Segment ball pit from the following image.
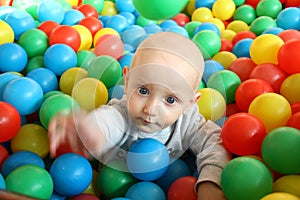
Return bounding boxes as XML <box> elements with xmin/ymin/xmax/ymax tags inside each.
<box><xmin>0</xmin><ymin>0</ymin><xmax>300</xmax><ymax>199</ymax></box>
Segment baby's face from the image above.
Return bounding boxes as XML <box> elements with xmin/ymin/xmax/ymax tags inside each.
<box><xmin>125</xmin><ymin>50</ymin><xmax>200</xmax><ymax>133</ymax></box>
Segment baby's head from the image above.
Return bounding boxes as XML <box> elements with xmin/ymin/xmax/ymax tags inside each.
<box><xmin>124</xmin><ymin>32</ymin><xmax>204</xmax><ymax>133</ymax></box>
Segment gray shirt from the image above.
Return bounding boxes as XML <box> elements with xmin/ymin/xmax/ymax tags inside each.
<box><xmin>85</xmin><ymin>97</ymin><xmax>231</xmax><ymax>187</ymax></box>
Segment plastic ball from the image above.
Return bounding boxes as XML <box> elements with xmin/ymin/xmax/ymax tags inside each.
<box><xmin>82</xmin><ymin>0</ymin><xmax>104</xmax><ymax>14</ymax></box>
<box><xmin>155</xmin><ymin>159</ymin><xmax>192</xmax><ymax>193</ymax></box>
<box><xmin>0</xmin><ymin>145</ymin><xmax>9</xmax><ymax>170</ymax></box>
<box><xmin>72</xmin><ymin>24</ymin><xmax>93</xmax><ymax>51</ymax></box>
<box><xmin>172</xmin><ymin>13</ymin><xmax>190</xmax><ymax>27</ymax></box>
<box><xmin>249</xmin><ymin>33</ymin><xmax>284</xmax><ymax>65</ymax></box>
<box><xmin>197</xmin><ymin>88</ymin><xmax>226</xmax><ymax>122</ymax></box>
<box><xmin>135</xmin><ymin>15</ymin><xmax>158</xmax><ymax>27</ymax></box>
<box><xmin>62</xmin><ymin>9</ymin><xmax>84</xmax><ymax>26</ymax></box>
<box><xmin>77</xmin><ymin>4</ymin><xmax>98</xmax><ymax>18</ymax></box>
<box><xmin>256</xmin><ymin>0</ymin><xmax>282</xmax><ymax>18</ymax></box>
<box><xmin>250</xmin><ymin>16</ymin><xmax>277</xmax><ymax>36</ymax></box>
<box><xmin>94</xmin><ymin>34</ymin><xmax>124</xmax><ymax>59</ymax></box>
<box><xmin>226</xmin><ymin>20</ymin><xmax>249</xmax><ymax>34</ymax></box>
<box><xmin>100</xmin><ymin>1</ymin><xmax>117</xmax><ymax>16</ymax></box>
<box><xmin>59</xmin><ymin>67</ymin><xmax>88</xmax><ymax>95</ymax></box>
<box><xmin>278</xmin><ymin>39</ymin><xmax>300</xmax><ymax>74</ymax></box>
<box><xmin>278</xmin><ymin>29</ymin><xmax>300</xmax><ymax>42</ymax></box>
<box><xmin>192</xmin><ymin>30</ymin><xmax>221</xmax><ymax>60</ymax></box>
<box><xmin>206</xmin><ymin>70</ymin><xmax>241</xmax><ymax>104</ymax></box>
<box><xmin>0</xmin><ymin>20</ymin><xmax>14</xmax><ymax>44</ymax></box>
<box><xmin>291</xmin><ymin>102</ymin><xmax>300</xmax><ymax>114</ymax></box>
<box><xmin>119</xmin><ymin>11</ymin><xmax>136</xmax><ymax>26</ymax></box>
<box><xmin>235</xmin><ymin>79</ymin><xmax>273</xmax><ymax>112</ymax></box>
<box><xmin>44</xmin><ymin>44</ymin><xmax>77</xmax><ymax>76</ymax></box>
<box><xmin>39</xmin><ymin>93</ymin><xmax>80</xmax><ymax>129</ymax></box>
<box><xmin>0</xmin><ymin>173</ymin><xmax>5</xmax><ymax>189</ymax></box>
<box><xmin>120</xmin><ymin>25</ymin><xmax>146</xmax><ymax>48</ymax></box>
<box><xmin>4</xmin><ymin>9</ymin><xmax>35</xmax><ymax>40</ymax></box>
<box><xmin>108</xmin><ymin>85</ymin><xmax>125</xmax><ymax>100</ymax></box>
<box><xmin>25</xmin><ymin>56</ymin><xmax>45</xmax><ymax>73</ymax></box>
<box><xmin>262</xmin><ymin>27</ymin><xmax>284</xmax><ymax>35</ymax></box>
<box><xmin>26</xmin><ymin>68</ymin><xmax>58</xmax><ymax>94</ymax></box>
<box><xmin>50</xmin><ymin>153</ymin><xmax>92</xmax><ymax>196</ymax></box>
<box><xmin>232</xmin><ymin>38</ymin><xmax>253</xmax><ymax>58</ymax></box>
<box><xmin>212</xmin><ymin>0</ymin><xmax>236</xmax><ymax>21</ymax></box>
<box><xmin>233</xmin><ymin>4</ymin><xmax>256</xmax><ymax>25</ymax></box>
<box><xmin>132</xmin><ymin>0</ymin><xmax>188</xmax><ymax>20</ymax></box>
<box><xmin>79</xmin><ymin>16</ymin><xmax>103</xmax><ymax>37</ymax></box>
<box><xmin>221</xmin><ymin>156</ymin><xmax>273</xmax><ymax>200</ymax></box>
<box><xmin>1</xmin><ymin>150</ymin><xmax>45</xmax><ymax>178</ymax></box>
<box><xmin>248</xmin><ymin>93</ymin><xmax>292</xmax><ymax>132</ymax></box>
<box><xmin>195</xmin><ymin>0</ymin><xmax>215</xmax><ymax>9</ymax></box>
<box><xmin>77</xmin><ymin>50</ymin><xmax>96</xmax><ymax>70</ymax></box>
<box><xmin>0</xmin><ymin>72</ymin><xmax>20</xmax><ymax>100</ymax></box>
<box><xmin>273</xmin><ymin>175</ymin><xmax>300</xmax><ymax>197</ymax></box>
<box><xmin>262</xmin><ymin>127</ymin><xmax>300</xmax><ymax>174</ymax></box>
<box><xmin>220</xmin><ymin>29</ymin><xmax>236</xmax><ymax>41</ymax></box>
<box><xmin>71</xmin><ymin>194</ymin><xmax>100</xmax><ymax>200</ymax></box>
<box><xmin>126</xmin><ymin>181</ymin><xmax>166</xmax><ymax>200</ymax></box>
<box><xmin>115</xmin><ymin>0</ymin><xmax>135</xmax><ymax>12</ymax></box>
<box><xmin>231</xmin><ymin>30</ymin><xmax>256</xmax><ymax>46</ymax></box>
<box><xmin>50</xmin><ymin>25</ymin><xmax>81</xmax><ymax>52</ymax></box>
<box><xmin>3</xmin><ymin>77</ymin><xmax>43</xmax><ymax>115</ymax></box>
<box><xmin>221</xmin><ymin>113</ymin><xmax>266</xmax><ymax>155</ymax></box>
<box><xmin>97</xmin><ymin>160</ymin><xmax>138</xmax><ymax>199</ymax></box>
<box><xmin>287</xmin><ymin>112</ymin><xmax>300</xmax><ymax>130</ymax></box>
<box><xmin>105</xmin><ymin>14</ymin><xmax>128</xmax><ymax>33</ymax></box>
<box><xmin>220</xmin><ymin>38</ymin><xmax>233</xmax><ymax>52</ymax></box>
<box><xmin>10</xmin><ymin>123</ymin><xmax>49</xmax><ymax>159</ymax></box>
<box><xmin>6</xmin><ymin>164</ymin><xmax>53</xmax><ymax>199</ymax></box>
<box><xmin>280</xmin><ymin>73</ymin><xmax>300</xmax><ymax>104</ymax></box>
<box><xmin>261</xmin><ymin>192</ymin><xmax>300</xmax><ymax>200</ymax></box>
<box><xmin>37</xmin><ymin>0</ymin><xmax>64</xmax><ymax>24</ymax></box>
<box><xmin>276</xmin><ymin>7</ymin><xmax>300</xmax><ymax>30</ymax></box>
<box><xmin>212</xmin><ymin>51</ymin><xmax>237</xmax><ymax>69</ymax></box>
<box><xmin>0</xmin><ymin>101</ymin><xmax>21</xmax><ymax>142</ymax></box>
<box><xmin>88</xmin><ymin>55</ymin><xmax>122</xmax><ymax>89</ymax></box>
<box><xmin>184</xmin><ymin>21</ymin><xmax>201</xmax><ymax>38</ymax></box>
<box><xmin>249</xmin><ymin>63</ymin><xmax>287</xmax><ymax>93</ymax></box>
<box><xmin>0</xmin><ymin>42</ymin><xmax>28</xmax><ymax>72</ymax></box>
<box><xmin>167</xmin><ymin>176</ymin><xmax>198</xmax><ymax>200</ymax></box>
<box><xmin>202</xmin><ymin>60</ymin><xmax>224</xmax><ymax>84</ymax></box>
<box><xmin>72</xmin><ymin>78</ymin><xmax>108</xmax><ymax>111</ymax></box>
<box><xmin>37</xmin><ymin>20</ymin><xmax>60</xmax><ymax>37</ymax></box>
<box><xmin>165</xmin><ymin>26</ymin><xmax>189</xmax><ymax>38</ymax></box>
<box><xmin>127</xmin><ymin>138</ymin><xmax>170</xmax><ymax>181</ymax></box>
<box><xmin>93</xmin><ymin>27</ymin><xmax>119</xmax><ymax>46</ymax></box>
<box><xmin>194</xmin><ymin>22</ymin><xmax>220</xmax><ymax>36</ymax></box>
<box><xmin>119</xmin><ymin>52</ymin><xmax>133</xmax><ymax>69</ymax></box>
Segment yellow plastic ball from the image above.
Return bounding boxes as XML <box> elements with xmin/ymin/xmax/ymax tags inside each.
<box><xmin>83</xmin><ymin>169</ymin><xmax>101</xmax><ymax>196</ymax></box>
<box><xmin>212</xmin><ymin>51</ymin><xmax>237</xmax><ymax>69</ymax></box>
<box><xmin>72</xmin><ymin>77</ymin><xmax>108</xmax><ymax>111</ymax></box>
<box><xmin>273</xmin><ymin>175</ymin><xmax>300</xmax><ymax>198</ymax></box>
<box><xmin>261</xmin><ymin>192</ymin><xmax>300</xmax><ymax>200</ymax></box>
<box><xmin>191</xmin><ymin>7</ymin><xmax>213</xmax><ymax>22</ymax></box>
<box><xmin>197</xmin><ymin>88</ymin><xmax>226</xmax><ymax>122</ymax></box>
<box><xmin>73</xmin><ymin>24</ymin><xmax>93</xmax><ymax>51</ymax></box>
<box><xmin>250</xmin><ymin>34</ymin><xmax>284</xmax><ymax>65</ymax></box>
<box><xmin>186</xmin><ymin>0</ymin><xmax>196</xmax><ymax>16</ymax></box>
<box><xmin>206</xmin><ymin>17</ymin><xmax>225</xmax><ymax>32</ymax></box>
<box><xmin>248</xmin><ymin>93</ymin><xmax>292</xmax><ymax>133</ymax></box>
<box><xmin>212</xmin><ymin>0</ymin><xmax>236</xmax><ymax>21</ymax></box>
<box><xmin>10</xmin><ymin>123</ymin><xmax>49</xmax><ymax>159</ymax></box>
<box><xmin>280</xmin><ymin>74</ymin><xmax>300</xmax><ymax>104</ymax></box>
<box><xmin>220</xmin><ymin>29</ymin><xmax>236</xmax><ymax>41</ymax></box>
<box><xmin>0</xmin><ymin>20</ymin><xmax>14</xmax><ymax>45</ymax></box>
<box><xmin>101</xmin><ymin>1</ymin><xmax>117</xmax><ymax>16</ymax></box>
<box><xmin>226</xmin><ymin>20</ymin><xmax>249</xmax><ymax>33</ymax></box>
<box><xmin>59</xmin><ymin>67</ymin><xmax>88</xmax><ymax>95</ymax></box>
<box><xmin>65</xmin><ymin>0</ymin><xmax>78</xmax><ymax>6</ymax></box>
<box><xmin>93</xmin><ymin>28</ymin><xmax>120</xmax><ymax>47</ymax></box>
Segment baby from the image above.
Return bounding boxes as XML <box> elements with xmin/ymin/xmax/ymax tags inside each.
<box><xmin>48</xmin><ymin>32</ymin><xmax>231</xmax><ymax>199</ymax></box>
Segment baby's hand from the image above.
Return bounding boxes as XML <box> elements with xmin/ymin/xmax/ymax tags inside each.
<box><xmin>48</xmin><ymin>112</ymin><xmax>88</xmax><ymax>158</ymax></box>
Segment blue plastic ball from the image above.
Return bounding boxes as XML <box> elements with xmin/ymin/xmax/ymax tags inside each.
<box><xmin>3</xmin><ymin>77</ymin><xmax>44</xmax><ymax>115</ymax></box>
<box><xmin>127</xmin><ymin>138</ymin><xmax>170</xmax><ymax>181</ymax></box>
<box><xmin>159</xmin><ymin>19</ymin><xmax>178</xmax><ymax>30</ymax></box>
<box><xmin>202</xmin><ymin>60</ymin><xmax>224</xmax><ymax>84</ymax></box>
<box><xmin>0</xmin><ymin>72</ymin><xmax>20</xmax><ymax>101</ymax></box>
<box><xmin>62</xmin><ymin>9</ymin><xmax>85</xmax><ymax>26</ymax></box>
<box><xmin>194</xmin><ymin>22</ymin><xmax>220</xmax><ymax>36</ymax></box>
<box><xmin>50</xmin><ymin>153</ymin><xmax>93</xmax><ymax>196</ymax></box>
<box><xmin>166</xmin><ymin>26</ymin><xmax>189</xmax><ymax>38</ymax></box>
<box><xmin>276</xmin><ymin>7</ymin><xmax>300</xmax><ymax>30</ymax></box>
<box><xmin>232</xmin><ymin>38</ymin><xmax>253</xmax><ymax>58</ymax></box>
<box><xmin>120</xmin><ymin>25</ymin><xmax>146</xmax><ymax>47</ymax></box>
<box><xmin>37</xmin><ymin>0</ymin><xmax>65</xmax><ymax>24</ymax></box>
<box><xmin>4</xmin><ymin>10</ymin><xmax>36</xmax><ymax>40</ymax></box>
<box><xmin>105</xmin><ymin>14</ymin><xmax>129</xmax><ymax>33</ymax></box>
<box><xmin>1</xmin><ymin>150</ymin><xmax>45</xmax><ymax>178</ymax></box>
<box><xmin>125</xmin><ymin>181</ymin><xmax>166</xmax><ymax>200</ymax></box>
<box><xmin>119</xmin><ymin>12</ymin><xmax>136</xmax><ymax>26</ymax></box>
<box><xmin>108</xmin><ymin>85</ymin><xmax>125</xmax><ymax>100</ymax></box>
<box><xmin>262</xmin><ymin>27</ymin><xmax>284</xmax><ymax>35</ymax></box>
<box><xmin>143</xmin><ymin>24</ymin><xmax>163</xmax><ymax>34</ymax></box>
<box><xmin>0</xmin><ymin>6</ymin><xmax>17</xmax><ymax>20</ymax></box>
<box><xmin>0</xmin><ymin>173</ymin><xmax>5</xmax><ymax>189</ymax></box>
<box><xmin>195</xmin><ymin>0</ymin><xmax>215</xmax><ymax>9</ymax></box>
<box><xmin>115</xmin><ymin>0</ymin><xmax>135</xmax><ymax>13</ymax></box>
<box><xmin>26</xmin><ymin>68</ymin><xmax>58</xmax><ymax>93</ymax></box>
<box><xmin>119</xmin><ymin>52</ymin><xmax>134</xmax><ymax>69</ymax></box>
<box><xmin>0</xmin><ymin>43</ymin><xmax>28</xmax><ymax>72</ymax></box>
<box><xmin>44</xmin><ymin>44</ymin><xmax>77</xmax><ymax>76</ymax></box>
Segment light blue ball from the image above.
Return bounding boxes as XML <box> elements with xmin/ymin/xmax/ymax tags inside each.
<box><xmin>232</xmin><ymin>38</ymin><xmax>253</xmax><ymax>58</ymax></box>
<box><xmin>105</xmin><ymin>14</ymin><xmax>129</xmax><ymax>33</ymax></box>
<box><xmin>144</xmin><ymin>24</ymin><xmax>162</xmax><ymax>34</ymax></box>
<box><xmin>62</xmin><ymin>9</ymin><xmax>84</xmax><ymax>25</ymax></box>
<box><xmin>276</xmin><ymin>7</ymin><xmax>300</xmax><ymax>30</ymax></box>
<box><xmin>115</xmin><ymin>0</ymin><xmax>135</xmax><ymax>13</ymax></box>
<box><xmin>203</xmin><ymin>60</ymin><xmax>224</xmax><ymax>84</ymax></box>
<box><xmin>0</xmin><ymin>72</ymin><xmax>20</xmax><ymax>101</ymax></box>
<box><xmin>0</xmin><ymin>43</ymin><xmax>28</xmax><ymax>72</ymax></box>
<box><xmin>37</xmin><ymin>0</ymin><xmax>65</xmax><ymax>24</ymax></box>
<box><xmin>119</xmin><ymin>11</ymin><xmax>136</xmax><ymax>26</ymax></box>
<box><xmin>0</xmin><ymin>173</ymin><xmax>5</xmax><ymax>189</ymax></box>
<box><xmin>126</xmin><ymin>181</ymin><xmax>166</xmax><ymax>200</ymax></box>
<box><xmin>26</xmin><ymin>68</ymin><xmax>58</xmax><ymax>93</ymax></box>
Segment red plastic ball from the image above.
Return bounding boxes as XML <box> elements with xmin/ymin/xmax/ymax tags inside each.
<box><xmin>38</xmin><ymin>20</ymin><xmax>60</xmax><ymax>37</ymax></box>
<box><xmin>0</xmin><ymin>145</ymin><xmax>9</xmax><ymax>169</ymax></box>
<box><xmin>245</xmin><ymin>0</ymin><xmax>261</xmax><ymax>8</ymax></box>
<box><xmin>221</xmin><ymin>112</ymin><xmax>266</xmax><ymax>156</ymax></box>
<box><xmin>0</xmin><ymin>102</ymin><xmax>21</xmax><ymax>142</ymax></box>
<box><xmin>232</xmin><ymin>30</ymin><xmax>256</xmax><ymax>46</ymax></box>
<box><xmin>278</xmin><ymin>39</ymin><xmax>300</xmax><ymax>74</ymax></box>
<box><xmin>235</xmin><ymin>79</ymin><xmax>274</xmax><ymax>112</ymax></box>
<box><xmin>291</xmin><ymin>102</ymin><xmax>300</xmax><ymax>114</ymax></box>
<box><xmin>220</xmin><ymin>39</ymin><xmax>233</xmax><ymax>52</ymax></box>
<box><xmin>249</xmin><ymin>63</ymin><xmax>287</xmax><ymax>93</ymax></box>
<box><xmin>77</xmin><ymin>4</ymin><xmax>98</xmax><ymax>18</ymax></box>
<box><xmin>49</xmin><ymin>25</ymin><xmax>81</xmax><ymax>52</ymax></box>
<box><xmin>79</xmin><ymin>16</ymin><xmax>103</xmax><ymax>36</ymax></box>
<box><xmin>285</xmin><ymin>0</ymin><xmax>300</xmax><ymax>7</ymax></box>
<box><xmin>172</xmin><ymin>13</ymin><xmax>190</xmax><ymax>26</ymax></box>
<box><xmin>278</xmin><ymin>29</ymin><xmax>300</xmax><ymax>42</ymax></box>
<box><xmin>226</xmin><ymin>103</ymin><xmax>241</xmax><ymax>117</ymax></box>
<box><xmin>286</xmin><ymin>112</ymin><xmax>300</xmax><ymax>130</ymax></box>
<box><xmin>167</xmin><ymin>176</ymin><xmax>198</xmax><ymax>200</ymax></box>
<box><xmin>229</xmin><ymin>57</ymin><xmax>256</xmax><ymax>81</ymax></box>
<box><xmin>94</xmin><ymin>34</ymin><xmax>124</xmax><ymax>59</ymax></box>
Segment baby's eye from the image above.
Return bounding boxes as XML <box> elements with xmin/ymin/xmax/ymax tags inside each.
<box><xmin>166</xmin><ymin>97</ymin><xmax>177</xmax><ymax>104</ymax></box>
<box><xmin>138</xmin><ymin>87</ymin><xmax>149</xmax><ymax>95</ymax></box>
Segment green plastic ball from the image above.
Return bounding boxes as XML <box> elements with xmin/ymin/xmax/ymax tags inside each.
<box><xmin>221</xmin><ymin>157</ymin><xmax>273</xmax><ymax>200</ymax></box>
<box><xmin>250</xmin><ymin>16</ymin><xmax>277</xmax><ymax>36</ymax></box>
<box><xmin>233</xmin><ymin>5</ymin><xmax>257</xmax><ymax>25</ymax></box>
<box><xmin>256</xmin><ymin>0</ymin><xmax>282</xmax><ymax>19</ymax></box>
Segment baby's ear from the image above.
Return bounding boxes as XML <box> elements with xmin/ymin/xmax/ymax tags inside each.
<box><xmin>123</xmin><ymin>66</ymin><xmax>129</xmax><ymax>93</ymax></box>
<box><xmin>183</xmin><ymin>91</ymin><xmax>201</xmax><ymax>114</ymax></box>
